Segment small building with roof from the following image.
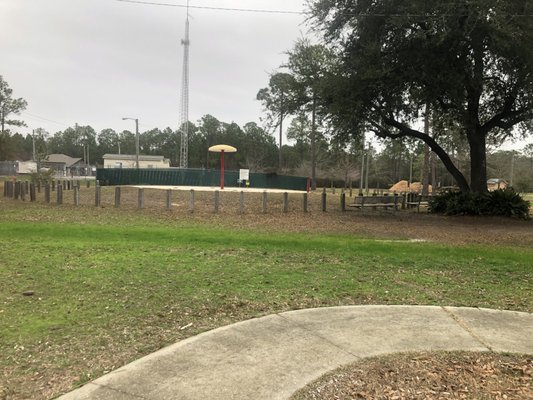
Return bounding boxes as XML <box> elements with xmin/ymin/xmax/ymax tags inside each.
<box><xmin>103</xmin><ymin>154</ymin><xmax>170</xmax><ymax>169</ymax></box>
<box><xmin>487</xmin><ymin>178</ymin><xmax>508</xmax><ymax>191</ymax></box>
<box><xmin>42</xmin><ymin>154</ymin><xmax>86</xmax><ymax>176</ymax></box>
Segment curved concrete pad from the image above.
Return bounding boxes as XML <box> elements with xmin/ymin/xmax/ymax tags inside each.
<box><xmin>58</xmin><ymin>306</ymin><xmax>533</xmax><ymax>400</ymax></box>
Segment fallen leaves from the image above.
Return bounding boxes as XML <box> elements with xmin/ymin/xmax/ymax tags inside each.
<box><xmin>292</xmin><ymin>352</ymin><xmax>533</xmax><ymax>400</ymax></box>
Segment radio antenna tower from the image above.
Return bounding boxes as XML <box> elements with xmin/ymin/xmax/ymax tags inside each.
<box><xmin>179</xmin><ymin>1</ymin><xmax>190</xmax><ymax>168</ymax></box>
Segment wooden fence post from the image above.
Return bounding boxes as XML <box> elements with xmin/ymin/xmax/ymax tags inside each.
<box><xmin>95</xmin><ymin>184</ymin><xmax>101</xmax><ymax>207</ymax></box>
<box><xmin>283</xmin><ymin>192</ymin><xmax>289</xmax><ymax>213</ymax></box>
<box><xmin>52</xmin><ymin>180</ymin><xmax>55</xmax><ymax>191</ymax></box>
<box><xmin>214</xmin><ymin>190</ymin><xmax>220</xmax><ymax>213</ymax></box>
<box><xmin>189</xmin><ymin>189</ymin><xmax>195</xmax><ymax>213</ymax></box>
<box><xmin>45</xmin><ymin>184</ymin><xmax>51</xmax><ymax>203</ymax></box>
<box><xmin>74</xmin><ymin>186</ymin><xmax>80</xmax><ymax>206</ymax></box>
<box><xmin>303</xmin><ymin>193</ymin><xmax>308</xmax><ymax>213</ymax></box>
<box><xmin>115</xmin><ymin>186</ymin><xmax>121</xmax><ymax>208</ymax></box>
<box><xmin>30</xmin><ymin>183</ymin><xmax>36</xmax><ymax>202</ymax></box>
<box><xmin>340</xmin><ymin>192</ymin><xmax>346</xmax><ymax>212</ymax></box>
<box><xmin>67</xmin><ymin>180</ymin><xmax>71</xmax><ymax>190</ymax></box>
<box><xmin>138</xmin><ymin>188</ymin><xmax>144</xmax><ymax>209</ymax></box>
<box><xmin>14</xmin><ymin>182</ymin><xmax>20</xmax><ymax>200</ymax></box>
<box><xmin>86</xmin><ymin>180</ymin><xmax>91</xmax><ymax>188</ymax></box>
<box><xmin>56</xmin><ymin>184</ymin><xmax>63</xmax><ymax>205</ymax></box>
<box><xmin>262</xmin><ymin>191</ymin><xmax>268</xmax><ymax>213</ymax></box>
<box><xmin>3</xmin><ymin>180</ymin><xmax>7</xmax><ymax>197</ymax></box>
<box><xmin>20</xmin><ymin>183</ymin><xmax>26</xmax><ymax>201</ymax></box>
<box><xmin>239</xmin><ymin>191</ymin><xmax>244</xmax><ymax>214</ymax></box>
<box><xmin>166</xmin><ymin>189</ymin><xmax>172</xmax><ymax>211</ymax></box>
<box><xmin>322</xmin><ymin>190</ymin><xmax>327</xmax><ymax>212</ymax></box>
<box><xmin>37</xmin><ymin>181</ymin><xmax>41</xmax><ymax>193</ymax></box>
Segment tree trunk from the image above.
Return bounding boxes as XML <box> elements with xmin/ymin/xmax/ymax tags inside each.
<box><xmin>311</xmin><ymin>95</ymin><xmax>317</xmax><ymax>190</ymax></box>
<box><xmin>431</xmin><ymin>152</ymin><xmax>436</xmax><ymax>191</ymax></box>
<box><xmin>422</xmin><ymin>144</ymin><xmax>430</xmax><ymax>195</ymax></box>
<box><xmin>422</xmin><ymin>104</ymin><xmax>430</xmax><ymax>196</ymax></box>
<box><xmin>468</xmin><ymin>131</ymin><xmax>488</xmax><ymax>193</ymax></box>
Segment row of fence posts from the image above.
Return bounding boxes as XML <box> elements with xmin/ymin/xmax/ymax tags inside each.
<box><xmin>4</xmin><ymin>180</ymin><xmax>418</xmax><ymax>213</ymax></box>
<box><xmin>113</xmin><ymin>187</ymin><xmax>303</xmax><ymax>214</ymax></box>
<box><xmin>3</xmin><ymin>180</ymin><xmax>92</xmax><ymax>205</ymax></box>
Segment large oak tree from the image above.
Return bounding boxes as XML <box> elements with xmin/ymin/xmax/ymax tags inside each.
<box><xmin>310</xmin><ymin>0</ymin><xmax>533</xmax><ymax>192</ymax></box>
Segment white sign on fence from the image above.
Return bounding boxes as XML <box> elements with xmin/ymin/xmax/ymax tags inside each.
<box><xmin>239</xmin><ymin>169</ymin><xmax>249</xmax><ymax>181</ymax></box>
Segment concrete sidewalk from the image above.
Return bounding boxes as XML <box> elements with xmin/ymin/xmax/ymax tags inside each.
<box><xmin>58</xmin><ymin>306</ymin><xmax>533</xmax><ymax>400</ymax></box>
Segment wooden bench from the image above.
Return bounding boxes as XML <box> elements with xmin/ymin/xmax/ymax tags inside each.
<box><xmin>405</xmin><ymin>194</ymin><xmax>433</xmax><ymax>212</ymax></box>
<box><xmin>348</xmin><ymin>194</ymin><xmax>400</xmax><ymax>211</ymax></box>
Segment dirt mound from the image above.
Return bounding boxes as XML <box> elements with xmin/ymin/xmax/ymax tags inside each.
<box><xmin>390</xmin><ymin>180</ymin><xmax>432</xmax><ymax>193</ymax></box>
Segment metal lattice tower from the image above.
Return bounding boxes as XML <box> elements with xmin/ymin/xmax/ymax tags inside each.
<box><xmin>178</xmin><ymin>4</ymin><xmax>190</xmax><ymax>168</ymax></box>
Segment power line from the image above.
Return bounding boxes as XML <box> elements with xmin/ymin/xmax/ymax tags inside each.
<box><xmin>116</xmin><ymin>0</ymin><xmax>303</xmax><ymax>15</ymax></box>
<box><xmin>21</xmin><ymin>112</ymin><xmax>69</xmax><ymax>128</ymax></box>
<box><xmin>115</xmin><ymin>0</ymin><xmax>532</xmax><ymax>17</ymax></box>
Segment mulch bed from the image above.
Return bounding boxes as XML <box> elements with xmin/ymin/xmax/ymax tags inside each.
<box><xmin>291</xmin><ymin>352</ymin><xmax>532</xmax><ymax>400</ymax></box>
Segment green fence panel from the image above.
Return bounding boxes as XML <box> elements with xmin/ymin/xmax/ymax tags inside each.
<box><xmin>97</xmin><ymin>168</ymin><xmax>308</xmax><ymax>191</ymax></box>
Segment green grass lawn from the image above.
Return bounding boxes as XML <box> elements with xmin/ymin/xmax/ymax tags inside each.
<box><xmin>1</xmin><ymin>202</ymin><xmax>532</xmax><ymax>399</ymax></box>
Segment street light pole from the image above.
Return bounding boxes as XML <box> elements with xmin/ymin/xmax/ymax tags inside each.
<box><xmin>122</xmin><ymin>117</ymin><xmax>140</xmax><ymax>169</ymax></box>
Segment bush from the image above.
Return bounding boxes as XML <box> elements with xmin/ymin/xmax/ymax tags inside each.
<box><xmin>485</xmin><ymin>188</ymin><xmax>531</xmax><ymax>219</ymax></box>
<box><xmin>428</xmin><ymin>188</ymin><xmax>530</xmax><ymax>220</ymax></box>
<box><xmin>30</xmin><ymin>169</ymin><xmax>55</xmax><ymax>185</ymax></box>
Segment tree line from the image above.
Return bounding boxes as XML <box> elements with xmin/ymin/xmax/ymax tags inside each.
<box><xmin>1</xmin><ymin>117</ymin><xmax>532</xmax><ymax>191</ymax></box>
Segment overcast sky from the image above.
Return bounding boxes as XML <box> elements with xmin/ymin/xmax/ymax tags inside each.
<box><xmin>1</xmin><ymin>0</ymin><xmax>528</xmax><ymax>151</ymax></box>
<box><xmin>1</xmin><ymin>0</ymin><xmax>308</xmax><ymax>139</ymax></box>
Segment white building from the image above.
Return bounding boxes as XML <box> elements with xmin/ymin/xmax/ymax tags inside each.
<box><xmin>17</xmin><ymin>160</ymin><xmax>37</xmax><ymax>174</ymax></box>
<box><xmin>103</xmin><ymin>154</ymin><xmax>171</xmax><ymax>169</ymax></box>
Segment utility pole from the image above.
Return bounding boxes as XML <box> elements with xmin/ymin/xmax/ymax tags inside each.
<box><xmin>359</xmin><ymin>135</ymin><xmax>365</xmax><ymax>194</ymax></box>
<box><xmin>134</xmin><ymin>119</ymin><xmax>139</xmax><ymax>169</ymax></box>
<box><xmin>179</xmin><ymin>0</ymin><xmax>190</xmax><ymax>168</ymax></box>
<box><xmin>365</xmin><ymin>145</ymin><xmax>370</xmax><ymax>194</ymax></box>
<box><xmin>122</xmin><ymin>117</ymin><xmax>140</xmax><ymax>169</ymax></box>
<box><xmin>409</xmin><ymin>156</ymin><xmax>413</xmax><ymax>189</ymax></box>
<box><xmin>32</xmin><ymin>129</ymin><xmax>36</xmax><ymax>161</ymax></box>
<box><xmin>279</xmin><ymin>92</ymin><xmax>283</xmax><ymax>170</ymax></box>
<box><xmin>86</xmin><ymin>128</ymin><xmax>90</xmax><ymax>169</ymax></box>
<box><xmin>510</xmin><ymin>153</ymin><xmax>515</xmax><ymax>187</ymax></box>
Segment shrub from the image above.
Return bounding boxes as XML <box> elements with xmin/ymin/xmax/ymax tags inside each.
<box><xmin>428</xmin><ymin>188</ymin><xmax>530</xmax><ymax>220</ymax></box>
<box><xmin>30</xmin><ymin>169</ymin><xmax>55</xmax><ymax>185</ymax></box>
<box><xmin>485</xmin><ymin>188</ymin><xmax>531</xmax><ymax>219</ymax></box>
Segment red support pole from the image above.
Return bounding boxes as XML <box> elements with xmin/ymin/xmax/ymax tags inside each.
<box><xmin>220</xmin><ymin>150</ymin><xmax>225</xmax><ymax>189</ymax></box>
<box><xmin>306</xmin><ymin>178</ymin><xmax>310</xmax><ymax>193</ymax></box>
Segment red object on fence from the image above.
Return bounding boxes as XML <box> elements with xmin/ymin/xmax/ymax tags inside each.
<box><xmin>306</xmin><ymin>178</ymin><xmax>310</xmax><ymax>193</ymax></box>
